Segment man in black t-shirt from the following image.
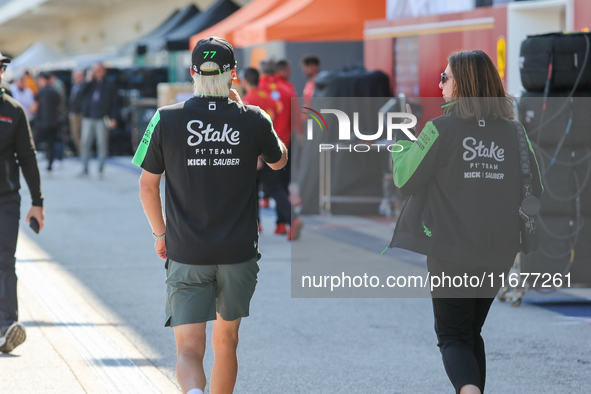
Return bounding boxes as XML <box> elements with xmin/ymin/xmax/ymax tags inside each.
<box><xmin>133</xmin><ymin>37</ymin><xmax>286</xmax><ymax>394</ymax></box>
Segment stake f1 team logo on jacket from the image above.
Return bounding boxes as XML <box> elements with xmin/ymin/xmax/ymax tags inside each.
<box><xmin>187</xmin><ymin>120</ymin><xmax>240</xmax><ymax>146</ymax></box>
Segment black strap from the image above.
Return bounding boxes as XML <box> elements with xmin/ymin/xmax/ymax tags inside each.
<box><xmin>510</xmin><ymin>119</ymin><xmax>534</xmax><ymax>196</ymax></box>
<box><xmin>510</xmin><ymin>119</ymin><xmax>538</xmax><ymax>235</ymax></box>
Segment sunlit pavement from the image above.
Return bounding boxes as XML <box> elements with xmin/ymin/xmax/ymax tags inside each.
<box><xmin>1</xmin><ymin>156</ymin><xmax>589</xmax><ymax>393</ymax></box>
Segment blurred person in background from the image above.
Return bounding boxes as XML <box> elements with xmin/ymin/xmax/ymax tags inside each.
<box><xmin>9</xmin><ymin>76</ymin><xmax>35</xmax><ymax>120</ymax></box>
<box><xmin>273</xmin><ymin>59</ymin><xmax>301</xmax><ymax>142</ymax></box>
<box><xmin>23</xmin><ymin>70</ymin><xmax>38</xmax><ymax>95</ymax></box>
<box><xmin>0</xmin><ymin>52</ymin><xmax>44</xmax><ymax>353</ymax></box>
<box><xmin>274</xmin><ymin>60</ymin><xmax>296</xmax><ymax>96</ymax></box>
<box><xmin>274</xmin><ymin>58</ymin><xmax>302</xmax><ymax>136</ymax></box>
<box><xmin>240</xmin><ymin>67</ymin><xmax>278</xmax><ymax>232</ymax></box>
<box><xmin>274</xmin><ymin>60</ymin><xmax>302</xmax><ymax>217</ymax></box>
<box><xmin>30</xmin><ymin>72</ymin><xmax>61</xmax><ymax>175</ymax></box>
<box><xmin>258</xmin><ymin>59</ymin><xmax>303</xmax><ymax>239</ymax></box>
<box><xmin>49</xmin><ymin>72</ymin><xmax>66</xmax><ymax>104</ymax></box>
<box><xmin>79</xmin><ymin>62</ymin><xmax>117</xmax><ymax>178</ymax></box>
<box><xmin>68</xmin><ymin>69</ymin><xmax>85</xmax><ymax>156</ymax></box>
<box><xmin>241</xmin><ymin>67</ymin><xmax>278</xmax><ymax>119</ymax></box>
<box><xmin>49</xmin><ymin>72</ymin><xmax>66</xmax><ymax>165</ymax></box>
<box><xmin>85</xmin><ymin>68</ymin><xmax>93</xmax><ymax>83</ymax></box>
<box><xmin>301</xmin><ymin>54</ymin><xmax>320</xmax><ymax>108</ymax></box>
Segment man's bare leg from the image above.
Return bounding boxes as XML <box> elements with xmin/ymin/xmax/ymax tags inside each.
<box><xmin>173</xmin><ymin>323</ymin><xmax>207</xmax><ymax>393</ymax></box>
<box><xmin>460</xmin><ymin>384</ymin><xmax>482</xmax><ymax>394</ymax></box>
<box><xmin>210</xmin><ymin>313</ymin><xmax>241</xmax><ymax>394</ymax></box>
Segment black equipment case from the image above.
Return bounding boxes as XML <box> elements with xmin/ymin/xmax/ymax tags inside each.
<box><xmin>520</xmin><ymin>32</ymin><xmax>591</xmax><ymax>92</ymax></box>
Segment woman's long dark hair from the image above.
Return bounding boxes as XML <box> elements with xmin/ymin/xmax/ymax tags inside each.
<box><xmin>446</xmin><ymin>50</ymin><xmax>514</xmax><ymax>120</ymax></box>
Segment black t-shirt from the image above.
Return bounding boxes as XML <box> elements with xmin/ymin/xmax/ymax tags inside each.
<box><xmin>132</xmin><ymin>96</ymin><xmax>283</xmax><ymax>265</ymax></box>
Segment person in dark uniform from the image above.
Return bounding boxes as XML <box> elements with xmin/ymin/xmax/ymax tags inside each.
<box><xmin>301</xmin><ymin>54</ymin><xmax>320</xmax><ymax>106</ymax></box>
<box><xmin>31</xmin><ymin>72</ymin><xmax>61</xmax><ymax>174</ymax></box>
<box><xmin>390</xmin><ymin>50</ymin><xmax>543</xmax><ymax>394</ymax></box>
<box><xmin>258</xmin><ymin>59</ymin><xmax>303</xmax><ymax>240</ymax></box>
<box><xmin>240</xmin><ymin>67</ymin><xmax>278</xmax><ymax>233</ymax></box>
<box><xmin>133</xmin><ymin>37</ymin><xmax>287</xmax><ymax>394</ymax></box>
<box><xmin>68</xmin><ymin>69</ymin><xmax>85</xmax><ymax>155</ymax></box>
<box><xmin>0</xmin><ymin>53</ymin><xmax>45</xmax><ymax>353</ymax></box>
<box><xmin>79</xmin><ymin>63</ymin><xmax>117</xmax><ymax>178</ymax></box>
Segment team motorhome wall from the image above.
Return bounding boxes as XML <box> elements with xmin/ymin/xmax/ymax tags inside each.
<box><xmin>363</xmin><ymin>0</ymin><xmax>591</xmax><ymax>124</ymax></box>
<box><xmin>364</xmin><ymin>5</ymin><xmax>507</xmax><ymax>125</ymax></box>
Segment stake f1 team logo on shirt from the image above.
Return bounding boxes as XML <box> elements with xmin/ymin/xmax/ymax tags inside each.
<box><xmin>187</xmin><ymin>120</ymin><xmax>240</xmax><ymax>146</ymax></box>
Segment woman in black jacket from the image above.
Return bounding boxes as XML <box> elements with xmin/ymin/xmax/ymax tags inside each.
<box><xmin>390</xmin><ymin>50</ymin><xmax>542</xmax><ymax>394</ymax></box>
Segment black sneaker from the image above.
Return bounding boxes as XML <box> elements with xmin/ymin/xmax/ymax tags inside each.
<box><xmin>0</xmin><ymin>322</ymin><xmax>26</xmax><ymax>353</ymax></box>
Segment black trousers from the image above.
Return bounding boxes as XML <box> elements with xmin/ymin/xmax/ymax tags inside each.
<box><xmin>432</xmin><ymin>296</ymin><xmax>494</xmax><ymax>393</ymax></box>
<box><xmin>280</xmin><ymin>146</ymin><xmax>291</xmax><ymax>192</ymax></box>
<box><xmin>260</xmin><ymin>164</ymin><xmax>294</xmax><ymax>225</ymax></box>
<box><xmin>0</xmin><ymin>192</ymin><xmax>20</xmax><ymax>326</ymax></box>
<box><xmin>427</xmin><ymin>256</ymin><xmax>514</xmax><ymax>394</ymax></box>
<box><xmin>35</xmin><ymin>126</ymin><xmax>58</xmax><ymax>171</ymax></box>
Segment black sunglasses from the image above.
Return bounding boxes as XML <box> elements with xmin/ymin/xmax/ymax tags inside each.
<box><xmin>0</xmin><ymin>64</ymin><xmax>7</xmax><ymax>73</ymax></box>
<box><xmin>441</xmin><ymin>73</ymin><xmax>453</xmax><ymax>84</ymax></box>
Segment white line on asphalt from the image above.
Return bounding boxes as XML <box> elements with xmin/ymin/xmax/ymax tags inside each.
<box><xmin>16</xmin><ymin>242</ymin><xmax>161</xmax><ymax>394</ymax></box>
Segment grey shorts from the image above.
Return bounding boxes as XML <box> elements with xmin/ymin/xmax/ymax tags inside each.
<box><xmin>164</xmin><ymin>256</ymin><xmax>260</xmax><ymax>327</ymax></box>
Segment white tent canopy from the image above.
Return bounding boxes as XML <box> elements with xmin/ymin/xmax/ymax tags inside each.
<box><xmin>5</xmin><ymin>42</ymin><xmax>133</xmax><ymax>78</ymax></box>
<box><xmin>7</xmin><ymin>42</ymin><xmax>63</xmax><ymax>72</ymax></box>
<box><xmin>50</xmin><ymin>51</ymin><xmax>133</xmax><ymax>70</ymax></box>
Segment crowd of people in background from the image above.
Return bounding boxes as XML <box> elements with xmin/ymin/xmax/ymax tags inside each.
<box><xmin>2</xmin><ymin>63</ymin><xmax>119</xmax><ymax>179</ymax></box>
<box><xmin>237</xmin><ymin>55</ymin><xmax>321</xmax><ymax>241</ymax></box>
<box><xmin>1</xmin><ymin>54</ymin><xmax>321</xmax><ymax>240</ymax></box>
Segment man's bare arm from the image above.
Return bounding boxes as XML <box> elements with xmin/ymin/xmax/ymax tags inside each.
<box><xmin>266</xmin><ymin>140</ymin><xmax>288</xmax><ymax>170</ymax></box>
<box><xmin>139</xmin><ymin>170</ymin><xmax>167</xmax><ymax>260</ymax></box>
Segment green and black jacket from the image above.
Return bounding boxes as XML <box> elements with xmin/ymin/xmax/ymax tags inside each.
<box><xmin>389</xmin><ymin>102</ymin><xmax>542</xmax><ymax>265</ymax></box>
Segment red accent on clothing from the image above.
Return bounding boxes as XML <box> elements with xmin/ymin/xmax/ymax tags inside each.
<box><xmin>259</xmin><ymin>75</ymin><xmax>299</xmax><ymax>147</ymax></box>
<box><xmin>303</xmin><ymin>78</ymin><xmax>315</xmax><ymax>98</ymax></box>
<box><xmin>274</xmin><ymin>75</ymin><xmax>297</xmax><ymax>98</ymax></box>
<box><xmin>303</xmin><ymin>78</ymin><xmax>316</xmax><ymax>109</ymax></box>
<box><xmin>242</xmin><ymin>87</ymin><xmax>278</xmax><ymax>121</ymax></box>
